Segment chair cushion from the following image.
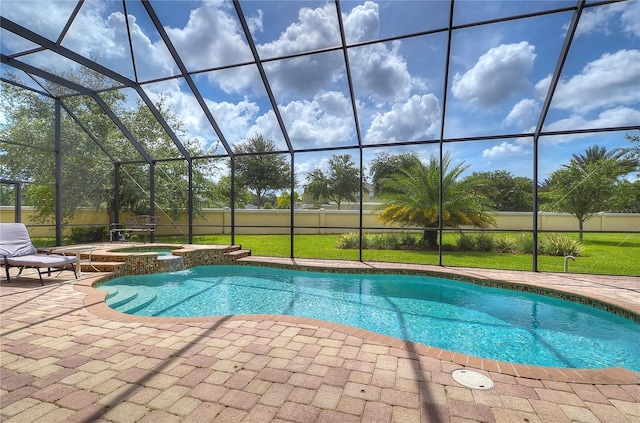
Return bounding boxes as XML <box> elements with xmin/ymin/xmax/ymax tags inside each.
<box><xmin>6</xmin><ymin>254</ymin><xmax>77</xmax><ymax>267</ymax></box>
<box><xmin>0</xmin><ymin>223</ymin><xmax>38</xmax><ymax>257</ymax></box>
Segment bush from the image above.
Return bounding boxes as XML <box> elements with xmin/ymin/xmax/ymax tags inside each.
<box><xmin>337</xmin><ymin>232</ymin><xmax>419</xmax><ymax>250</ymax></box>
<box><xmin>475</xmin><ymin>233</ymin><xmax>495</xmax><ymax>252</ymax></box>
<box><xmin>70</xmin><ymin>226</ymin><xmax>107</xmax><ymax>243</ymax></box>
<box><xmin>399</xmin><ymin>232</ymin><xmax>418</xmax><ymax>248</ymax></box>
<box><xmin>456</xmin><ymin>233</ymin><xmax>476</xmax><ymax>251</ymax></box>
<box><xmin>539</xmin><ymin>233</ymin><xmax>583</xmax><ymax>256</ymax></box>
<box><xmin>494</xmin><ymin>235</ymin><xmax>516</xmax><ymax>253</ymax></box>
<box><xmin>336</xmin><ymin>232</ymin><xmax>360</xmax><ymax>249</ymax></box>
<box><xmin>515</xmin><ymin>233</ymin><xmax>534</xmax><ymax>254</ymax></box>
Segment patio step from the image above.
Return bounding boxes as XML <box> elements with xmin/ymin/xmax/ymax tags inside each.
<box><xmin>106</xmin><ymin>285</ymin><xmax>138</xmax><ymax>308</ymax></box>
<box><xmin>227</xmin><ymin>249</ymin><xmax>251</xmax><ymax>259</ymax></box>
<box><xmin>118</xmin><ymin>288</ymin><xmax>158</xmax><ymax>314</ymax></box>
<box><xmin>80</xmin><ymin>261</ymin><xmax>124</xmax><ymax>272</ymax></box>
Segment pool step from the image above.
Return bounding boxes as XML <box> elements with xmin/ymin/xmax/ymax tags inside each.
<box><xmin>118</xmin><ymin>289</ymin><xmax>158</xmax><ymax>314</ymax></box>
<box><xmin>100</xmin><ymin>285</ymin><xmax>120</xmax><ymax>300</ymax></box>
<box><xmin>106</xmin><ymin>285</ymin><xmax>139</xmax><ymax>308</ymax></box>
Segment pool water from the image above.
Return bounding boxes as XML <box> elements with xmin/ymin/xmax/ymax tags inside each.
<box><xmin>110</xmin><ymin>247</ymin><xmax>176</xmax><ymax>257</ymax></box>
<box><xmin>99</xmin><ymin>265</ymin><xmax>640</xmax><ymax>370</ymax></box>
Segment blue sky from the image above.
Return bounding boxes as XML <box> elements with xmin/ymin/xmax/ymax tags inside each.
<box><xmin>1</xmin><ymin>0</ymin><xmax>639</xmax><ymax>187</ymax></box>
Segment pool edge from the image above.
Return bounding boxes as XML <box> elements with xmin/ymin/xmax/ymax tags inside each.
<box><xmin>73</xmin><ymin>261</ymin><xmax>640</xmax><ymax>386</ymax></box>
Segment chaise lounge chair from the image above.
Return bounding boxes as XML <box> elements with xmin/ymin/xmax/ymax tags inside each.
<box><xmin>0</xmin><ymin>223</ymin><xmax>77</xmax><ymax>286</ymax></box>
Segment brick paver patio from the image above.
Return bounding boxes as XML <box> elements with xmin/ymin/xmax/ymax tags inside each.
<box><xmin>1</xmin><ymin>257</ymin><xmax>639</xmax><ymax>422</ymax></box>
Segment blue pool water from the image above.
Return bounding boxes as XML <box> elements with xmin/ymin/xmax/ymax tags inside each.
<box><xmin>111</xmin><ymin>247</ymin><xmax>175</xmax><ymax>257</ymax></box>
<box><xmin>99</xmin><ymin>265</ymin><xmax>640</xmax><ymax>370</ymax></box>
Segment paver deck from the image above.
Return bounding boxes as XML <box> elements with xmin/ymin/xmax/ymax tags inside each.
<box><xmin>1</xmin><ymin>257</ymin><xmax>639</xmax><ymax>422</ymax></box>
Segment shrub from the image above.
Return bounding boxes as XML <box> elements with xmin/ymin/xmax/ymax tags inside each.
<box><xmin>337</xmin><ymin>232</ymin><xmax>419</xmax><ymax>250</ymax></box>
<box><xmin>475</xmin><ymin>233</ymin><xmax>495</xmax><ymax>252</ymax></box>
<box><xmin>456</xmin><ymin>233</ymin><xmax>476</xmax><ymax>251</ymax></box>
<box><xmin>336</xmin><ymin>232</ymin><xmax>360</xmax><ymax>249</ymax></box>
<box><xmin>70</xmin><ymin>226</ymin><xmax>107</xmax><ymax>243</ymax></box>
<box><xmin>494</xmin><ymin>235</ymin><xmax>516</xmax><ymax>253</ymax></box>
<box><xmin>515</xmin><ymin>233</ymin><xmax>534</xmax><ymax>254</ymax></box>
<box><xmin>399</xmin><ymin>232</ymin><xmax>418</xmax><ymax>248</ymax></box>
<box><xmin>368</xmin><ymin>233</ymin><xmax>393</xmax><ymax>250</ymax></box>
<box><xmin>540</xmin><ymin>233</ymin><xmax>583</xmax><ymax>256</ymax></box>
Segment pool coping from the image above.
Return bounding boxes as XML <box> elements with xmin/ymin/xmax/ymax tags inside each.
<box><xmin>74</xmin><ymin>257</ymin><xmax>640</xmax><ymax>386</ymax></box>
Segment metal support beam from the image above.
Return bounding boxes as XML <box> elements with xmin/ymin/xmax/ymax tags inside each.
<box><xmin>437</xmin><ymin>0</ymin><xmax>456</xmax><ymax>266</ymax></box>
<box><xmin>150</xmin><ymin>163</ymin><xmax>155</xmax><ymax>242</ymax></box>
<box><xmin>335</xmin><ymin>0</ymin><xmax>366</xmax><ymax>262</ymax></box>
<box><xmin>232</xmin><ymin>0</ymin><xmax>294</xmax><ymax>155</ymax></box>
<box><xmin>230</xmin><ymin>159</ymin><xmax>236</xmax><ymax>246</ymax></box>
<box><xmin>15</xmin><ymin>182</ymin><xmax>21</xmax><ymax>223</ymax></box>
<box><xmin>531</xmin><ymin>0</ymin><xmax>585</xmax><ymax>272</ymax></box>
<box><xmin>141</xmin><ymin>0</ymin><xmax>234</xmax><ymax>159</ymax></box>
<box><xmin>114</xmin><ymin>164</ymin><xmax>121</xmax><ymax>225</ymax></box>
<box><xmin>54</xmin><ymin>99</ymin><xmax>62</xmax><ymax>245</ymax></box>
<box><xmin>188</xmin><ymin>162</ymin><xmax>194</xmax><ymax>243</ymax></box>
<box><xmin>290</xmin><ymin>154</ymin><xmax>295</xmax><ymax>259</ymax></box>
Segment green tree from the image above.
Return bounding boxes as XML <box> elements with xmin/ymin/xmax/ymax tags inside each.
<box><xmin>376</xmin><ymin>153</ymin><xmax>495</xmax><ymax>247</ymax></box>
<box><xmin>464</xmin><ymin>170</ymin><xmax>533</xmax><ymax>211</ymax></box>
<box><xmin>233</xmin><ymin>134</ymin><xmax>291</xmax><ymax>209</ymax></box>
<box><xmin>276</xmin><ymin>191</ymin><xmax>300</xmax><ymax>209</ymax></box>
<box><xmin>541</xmin><ymin>145</ymin><xmax>634</xmax><ymax>241</ymax></box>
<box><xmin>610</xmin><ymin>180</ymin><xmax>640</xmax><ymax>213</ymax></box>
<box><xmin>368</xmin><ymin>151</ymin><xmax>421</xmax><ymax>196</ymax></box>
<box><xmin>1</xmin><ymin>73</ymin><xmax>218</xmax><ymax>225</ymax></box>
<box><xmin>202</xmin><ymin>175</ymin><xmax>252</xmax><ymax>208</ymax></box>
<box><xmin>304</xmin><ymin>168</ymin><xmax>330</xmax><ymax>207</ymax></box>
<box><xmin>304</xmin><ymin>154</ymin><xmax>362</xmax><ymax>210</ymax></box>
<box><xmin>623</xmin><ymin>131</ymin><xmax>640</xmax><ymax>177</ymax></box>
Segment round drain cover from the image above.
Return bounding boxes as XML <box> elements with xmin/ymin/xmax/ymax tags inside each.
<box><xmin>451</xmin><ymin>369</ymin><xmax>494</xmax><ymax>390</ymax></box>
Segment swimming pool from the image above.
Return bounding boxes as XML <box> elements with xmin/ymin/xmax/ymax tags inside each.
<box><xmin>98</xmin><ymin>265</ymin><xmax>640</xmax><ymax>371</ymax></box>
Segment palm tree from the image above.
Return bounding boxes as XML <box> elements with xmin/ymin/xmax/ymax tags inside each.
<box><xmin>376</xmin><ymin>153</ymin><xmax>495</xmax><ymax>247</ymax></box>
<box><xmin>570</xmin><ymin>145</ymin><xmax>636</xmax><ymax>174</ymax></box>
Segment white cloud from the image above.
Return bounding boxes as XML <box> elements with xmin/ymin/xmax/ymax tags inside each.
<box><xmin>247</xmin><ymin>9</ymin><xmax>263</xmax><ymax>34</ymax></box>
<box><xmin>365</xmin><ymin>94</ymin><xmax>440</xmax><ymax>143</ymax></box>
<box><xmin>163</xmin><ymin>2</ymin><xmax>257</xmax><ymax>91</ymax></box>
<box><xmin>540</xmin><ymin>49</ymin><xmax>640</xmax><ymax>113</ymax></box>
<box><xmin>248</xmin><ymin>91</ymin><xmax>355</xmax><ymax>148</ymax></box>
<box><xmin>621</xmin><ymin>2</ymin><xmax>640</xmax><ymax>38</ymax></box>
<box><xmin>482</xmin><ymin>140</ymin><xmax>529</xmax><ymax>158</ymax></box>
<box><xmin>62</xmin><ymin>3</ymin><xmax>126</xmax><ymax>59</ymax></box>
<box><xmin>257</xmin><ymin>3</ymin><xmax>341</xmax><ymax>57</ymax></box>
<box><xmin>452</xmin><ymin>42</ymin><xmax>537</xmax><ymax>108</ymax></box>
<box><xmin>143</xmin><ymin>79</ymin><xmax>261</xmax><ymax>149</ymax></box>
<box><xmin>572</xmin><ymin>1</ymin><xmax>640</xmax><ymax>38</ymax></box>
<box><xmin>504</xmin><ymin>99</ymin><xmax>540</xmax><ymax>127</ymax></box>
<box><xmin>1</xmin><ymin>0</ymin><xmax>77</xmax><ymax>41</ymax></box>
<box><xmin>259</xmin><ymin>2</ymin><xmax>414</xmax><ymax>102</ymax></box>
<box><xmin>263</xmin><ymin>52</ymin><xmax>344</xmax><ymax>98</ymax></box>
<box><xmin>207</xmin><ymin>98</ymin><xmax>261</xmax><ymax>143</ymax></box>
<box><xmin>281</xmin><ymin>91</ymin><xmax>355</xmax><ymax>146</ymax></box>
<box><xmin>544</xmin><ymin>106</ymin><xmax>640</xmax><ymax>132</ymax></box>
<box><xmin>350</xmin><ymin>40</ymin><xmax>413</xmax><ymax>102</ymax></box>
<box><xmin>343</xmin><ymin>1</ymin><xmax>380</xmax><ymax>43</ymax></box>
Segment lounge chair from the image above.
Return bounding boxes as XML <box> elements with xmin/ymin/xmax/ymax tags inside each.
<box><xmin>0</xmin><ymin>223</ymin><xmax>77</xmax><ymax>286</ymax></box>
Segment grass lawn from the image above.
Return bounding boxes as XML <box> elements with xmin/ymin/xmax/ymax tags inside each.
<box><xmin>156</xmin><ymin>232</ymin><xmax>640</xmax><ymax>276</ymax></box>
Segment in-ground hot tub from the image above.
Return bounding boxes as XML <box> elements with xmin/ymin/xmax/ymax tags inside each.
<box><xmin>105</xmin><ymin>244</ymin><xmax>185</xmax><ymax>273</ymax></box>
<box><xmin>85</xmin><ymin>243</ymin><xmax>245</xmax><ymax>276</ymax></box>
<box><xmin>107</xmin><ymin>246</ymin><xmax>178</xmax><ymax>258</ymax></box>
